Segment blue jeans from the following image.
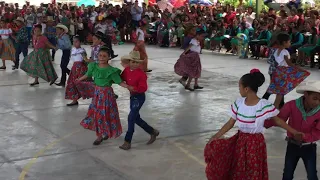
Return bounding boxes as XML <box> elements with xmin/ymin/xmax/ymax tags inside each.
<box><xmin>283</xmin><ymin>142</ymin><xmax>318</xmax><ymax>180</ymax></box>
<box><xmin>14</xmin><ymin>42</ymin><xmax>29</xmax><ymax>68</ymax></box>
<box><xmin>48</xmin><ymin>37</ymin><xmax>57</xmax><ymax>60</ymax></box>
<box><xmin>124</xmin><ymin>93</ymin><xmax>154</xmax><ymax>143</ymax></box>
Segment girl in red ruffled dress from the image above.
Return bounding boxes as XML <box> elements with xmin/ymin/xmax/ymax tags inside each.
<box><xmin>65</xmin><ymin>36</ymin><xmax>93</xmax><ymax>106</ymax></box>
<box><xmin>204</xmin><ymin>69</ymin><xmax>303</xmax><ymax>180</ymax></box>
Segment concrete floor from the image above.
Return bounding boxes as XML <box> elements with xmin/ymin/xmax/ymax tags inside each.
<box><xmin>0</xmin><ymin>44</ymin><xmax>320</xmax><ymax>180</ymax></box>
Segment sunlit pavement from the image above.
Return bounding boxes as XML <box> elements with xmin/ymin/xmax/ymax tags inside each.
<box><xmin>0</xmin><ymin>44</ymin><xmax>319</xmax><ymax>180</ymax></box>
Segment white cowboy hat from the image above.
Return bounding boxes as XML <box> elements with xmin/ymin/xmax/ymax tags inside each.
<box><xmin>121</xmin><ymin>51</ymin><xmax>144</xmax><ymax>63</ymax></box>
<box><xmin>296</xmin><ymin>81</ymin><xmax>320</xmax><ymax>94</ymax></box>
<box><xmin>56</xmin><ymin>23</ymin><xmax>68</xmax><ymax>33</ymax></box>
<box><xmin>14</xmin><ymin>17</ymin><xmax>25</xmax><ymax>24</ymax></box>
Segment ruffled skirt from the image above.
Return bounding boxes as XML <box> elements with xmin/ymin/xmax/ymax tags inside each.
<box><xmin>0</xmin><ymin>39</ymin><xmax>16</xmax><ymax>61</ymax></box>
<box><xmin>204</xmin><ymin>131</ymin><xmax>268</xmax><ymax>180</ymax></box>
<box><xmin>80</xmin><ymin>86</ymin><xmax>122</xmax><ymax>138</ymax></box>
<box><xmin>174</xmin><ymin>51</ymin><xmax>201</xmax><ymax>78</ymax></box>
<box><xmin>134</xmin><ymin>40</ymin><xmax>148</xmax><ymax>71</ymax></box>
<box><xmin>65</xmin><ymin>62</ymin><xmax>94</xmax><ymax>100</ymax></box>
<box><xmin>267</xmin><ymin>66</ymin><xmax>310</xmax><ymax>95</ymax></box>
<box><xmin>20</xmin><ymin>48</ymin><xmax>58</xmax><ymax>83</ymax></box>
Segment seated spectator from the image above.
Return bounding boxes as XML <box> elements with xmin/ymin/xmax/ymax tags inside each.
<box><xmin>224</xmin><ymin>19</ymin><xmax>240</xmax><ymax>53</ymax></box>
<box><xmin>249</xmin><ymin>22</ymin><xmax>271</xmax><ymax>59</ymax></box>
<box><xmin>211</xmin><ymin>20</ymin><xmax>225</xmax><ymax>51</ymax></box>
<box><xmin>288</xmin><ymin>25</ymin><xmax>304</xmax><ymax>62</ymax></box>
<box><xmin>231</xmin><ymin>22</ymin><xmax>249</xmax><ymax>55</ymax></box>
<box><xmin>297</xmin><ymin>27</ymin><xmax>318</xmax><ymax>66</ymax></box>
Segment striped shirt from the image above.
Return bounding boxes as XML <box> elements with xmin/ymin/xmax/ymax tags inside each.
<box><xmin>230</xmin><ymin>97</ymin><xmax>279</xmax><ymax>133</ymax></box>
<box><xmin>0</xmin><ymin>29</ymin><xmax>12</xmax><ymax>39</ymax></box>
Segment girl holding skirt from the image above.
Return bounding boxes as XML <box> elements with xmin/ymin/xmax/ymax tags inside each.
<box><xmin>267</xmin><ymin>33</ymin><xmax>310</xmax><ymax>109</ymax></box>
<box><xmin>174</xmin><ymin>30</ymin><xmax>206</xmax><ymax>91</ymax></box>
<box><xmin>77</xmin><ymin>46</ymin><xmax>129</xmax><ymax>145</ymax></box>
<box><xmin>204</xmin><ymin>69</ymin><xmax>304</xmax><ymax>180</ymax></box>
<box><xmin>0</xmin><ymin>19</ymin><xmax>16</xmax><ymax>70</ymax></box>
<box><xmin>65</xmin><ymin>36</ymin><xmax>94</xmax><ymax>106</ymax></box>
<box><xmin>20</xmin><ymin>24</ymin><xmax>58</xmax><ymax>86</ymax></box>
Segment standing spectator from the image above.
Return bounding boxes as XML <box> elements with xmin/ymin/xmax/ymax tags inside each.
<box><xmin>268</xmin><ymin>8</ymin><xmax>277</xmax><ymax>20</ymax></box>
<box><xmin>69</xmin><ymin>13</ymin><xmax>77</xmax><ymax>40</ymax></box>
<box><xmin>45</xmin><ymin>16</ymin><xmax>57</xmax><ymax>61</ymax></box>
<box><xmin>145</xmin><ymin>6</ymin><xmax>154</xmax><ymax>20</ymax></box>
<box><xmin>118</xmin><ymin>6</ymin><xmax>131</xmax><ymax>42</ymax></box>
<box><xmin>131</xmin><ymin>0</ymin><xmax>143</xmax><ymax>28</ymax></box>
<box><xmin>77</xmin><ymin>18</ymin><xmax>85</xmax><ymax>43</ymax></box>
<box><xmin>244</xmin><ymin>6</ymin><xmax>255</xmax><ymax>26</ymax></box>
<box><xmin>12</xmin><ymin>17</ymin><xmax>29</xmax><ymax>70</ymax></box>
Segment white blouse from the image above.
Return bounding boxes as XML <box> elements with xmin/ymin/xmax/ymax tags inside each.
<box><xmin>0</xmin><ymin>29</ymin><xmax>12</xmax><ymax>39</ymax></box>
<box><xmin>136</xmin><ymin>28</ymin><xmax>144</xmax><ymax>41</ymax></box>
<box><xmin>71</xmin><ymin>47</ymin><xmax>86</xmax><ymax>62</ymax></box>
<box><xmin>274</xmin><ymin>49</ymin><xmax>290</xmax><ymax>67</ymax></box>
<box><xmin>189</xmin><ymin>38</ymin><xmax>201</xmax><ymax>54</ymax></box>
<box><xmin>230</xmin><ymin>97</ymin><xmax>279</xmax><ymax>133</ymax></box>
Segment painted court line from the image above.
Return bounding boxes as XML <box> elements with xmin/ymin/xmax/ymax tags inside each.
<box><xmin>174</xmin><ymin>142</ymin><xmax>206</xmax><ymax>167</ymax></box>
<box><xmin>19</xmin><ymin>129</ymin><xmax>81</xmax><ymax>180</ymax></box>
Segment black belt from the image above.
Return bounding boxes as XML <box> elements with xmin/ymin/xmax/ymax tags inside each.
<box><xmin>285</xmin><ymin>137</ymin><xmax>315</xmax><ymax>147</ymax></box>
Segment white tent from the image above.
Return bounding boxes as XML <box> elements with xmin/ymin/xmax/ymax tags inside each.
<box><xmin>5</xmin><ymin>0</ymin><xmax>52</xmax><ymax>6</ymax></box>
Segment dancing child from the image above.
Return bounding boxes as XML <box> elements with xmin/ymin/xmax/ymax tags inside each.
<box><xmin>119</xmin><ymin>51</ymin><xmax>159</xmax><ymax>150</ymax></box>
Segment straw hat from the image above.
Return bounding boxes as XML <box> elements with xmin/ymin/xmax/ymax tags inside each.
<box><xmin>121</xmin><ymin>51</ymin><xmax>144</xmax><ymax>63</ymax></box>
<box><xmin>56</xmin><ymin>23</ymin><xmax>69</xmax><ymax>33</ymax></box>
<box><xmin>14</xmin><ymin>17</ymin><xmax>25</xmax><ymax>24</ymax></box>
<box><xmin>47</xmin><ymin>16</ymin><xmax>54</xmax><ymax>22</ymax></box>
<box><xmin>296</xmin><ymin>81</ymin><xmax>320</xmax><ymax>94</ymax></box>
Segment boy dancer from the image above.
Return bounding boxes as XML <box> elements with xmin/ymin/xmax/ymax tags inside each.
<box><xmin>265</xmin><ymin>81</ymin><xmax>320</xmax><ymax>180</ymax></box>
<box><xmin>119</xmin><ymin>51</ymin><xmax>159</xmax><ymax>150</ymax></box>
<box><xmin>55</xmin><ymin>24</ymin><xmax>72</xmax><ymax>87</ymax></box>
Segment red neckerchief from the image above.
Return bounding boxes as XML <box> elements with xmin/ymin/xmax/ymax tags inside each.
<box><xmin>33</xmin><ymin>35</ymin><xmax>41</xmax><ymax>47</ymax></box>
<box><xmin>58</xmin><ymin>32</ymin><xmax>65</xmax><ymax>39</ymax></box>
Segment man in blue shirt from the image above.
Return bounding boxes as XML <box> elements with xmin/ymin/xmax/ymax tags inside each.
<box><xmin>56</xmin><ymin>24</ymin><xmax>72</xmax><ymax>87</ymax></box>
<box><xmin>131</xmin><ymin>0</ymin><xmax>143</xmax><ymax>28</ymax></box>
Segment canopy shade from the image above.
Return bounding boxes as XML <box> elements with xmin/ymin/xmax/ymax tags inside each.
<box><xmin>77</xmin><ymin>0</ymin><xmax>96</xmax><ymax>6</ymax></box>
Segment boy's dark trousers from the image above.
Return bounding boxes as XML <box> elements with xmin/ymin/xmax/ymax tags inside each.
<box><xmin>59</xmin><ymin>49</ymin><xmax>71</xmax><ymax>85</ymax></box>
<box><xmin>14</xmin><ymin>42</ymin><xmax>29</xmax><ymax>69</ymax></box>
<box><xmin>105</xmin><ymin>35</ymin><xmax>116</xmax><ymax>58</ymax></box>
<box><xmin>124</xmin><ymin>93</ymin><xmax>154</xmax><ymax>143</ymax></box>
<box><xmin>282</xmin><ymin>142</ymin><xmax>318</xmax><ymax>180</ymax></box>
<box><xmin>48</xmin><ymin>37</ymin><xmax>57</xmax><ymax>60</ymax></box>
